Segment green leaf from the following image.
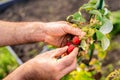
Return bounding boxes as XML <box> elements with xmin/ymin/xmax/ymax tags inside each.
<box><xmin>96</xmin><ymin>30</ymin><xmax>110</xmax><ymax>50</ymax></box>
<box><xmin>74</xmin><ymin>70</ymin><xmax>93</xmax><ymax>80</ymax></box>
<box><xmin>98</xmin><ymin>50</ymin><xmax>106</xmax><ymax>59</ymax></box>
<box><xmin>104</xmin><ymin>8</ymin><xmax>109</xmax><ymax>15</ymax></box>
<box><xmin>99</xmin><ymin>19</ymin><xmax>113</xmax><ymax>34</ymax></box>
<box><xmin>89</xmin><ymin>0</ymin><xmax>97</xmax><ymax>4</ymax></box>
<box><xmin>73</xmin><ymin>12</ymin><xmax>81</xmax><ymax>20</ymax></box>
<box><xmin>101</xmin><ymin>36</ymin><xmax>110</xmax><ymax>50</ymax></box>
<box><xmin>72</xmin><ymin>12</ymin><xmax>86</xmax><ymax>22</ymax></box>
<box><xmin>80</xmin><ymin>0</ymin><xmax>97</xmax><ymax>10</ymax></box>
<box><xmin>61</xmin><ymin>74</ymin><xmax>73</xmax><ymax>80</ymax></box>
<box><xmin>89</xmin><ymin>10</ymin><xmax>102</xmax><ymax>20</ymax></box>
<box><xmin>95</xmin><ymin>44</ymin><xmax>107</xmax><ymax>59</ymax></box>
<box><xmin>96</xmin><ymin>30</ymin><xmax>104</xmax><ymax>41</ymax></box>
<box><xmin>80</xmin><ymin>4</ymin><xmax>95</xmax><ymax>10</ymax></box>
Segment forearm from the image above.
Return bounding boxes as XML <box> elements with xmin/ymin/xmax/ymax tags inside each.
<box><xmin>3</xmin><ymin>61</ymin><xmax>51</xmax><ymax>80</ymax></box>
<box><xmin>0</xmin><ymin>20</ymin><xmax>45</xmax><ymax>46</ymax></box>
<box><xmin>3</xmin><ymin>64</ymin><xmax>27</xmax><ymax>80</ymax></box>
<box><xmin>3</xmin><ymin>62</ymin><xmax>37</xmax><ymax>80</ymax></box>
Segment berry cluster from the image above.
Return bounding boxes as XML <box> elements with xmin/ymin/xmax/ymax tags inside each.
<box><xmin>66</xmin><ymin>36</ymin><xmax>81</xmax><ymax>54</ymax></box>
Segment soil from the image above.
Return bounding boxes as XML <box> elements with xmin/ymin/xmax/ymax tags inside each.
<box><xmin>0</xmin><ymin>0</ymin><xmax>120</xmax><ymax>77</ymax></box>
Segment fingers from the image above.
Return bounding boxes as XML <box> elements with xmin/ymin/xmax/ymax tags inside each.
<box><xmin>63</xmin><ymin>24</ymin><xmax>86</xmax><ymax>38</ymax></box>
<box><xmin>57</xmin><ymin>58</ymin><xmax>77</xmax><ymax>79</ymax></box>
<box><xmin>62</xmin><ymin>58</ymin><xmax>77</xmax><ymax>73</ymax></box>
<box><xmin>36</xmin><ymin>46</ymin><xmax>68</xmax><ymax>58</ymax></box>
<box><xmin>58</xmin><ymin>48</ymin><xmax>78</xmax><ymax>70</ymax></box>
<box><xmin>50</xmin><ymin>46</ymin><xmax>68</xmax><ymax>57</ymax></box>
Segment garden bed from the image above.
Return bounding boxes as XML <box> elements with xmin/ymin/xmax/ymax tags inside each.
<box><xmin>0</xmin><ymin>0</ymin><xmax>120</xmax><ymax>79</ymax></box>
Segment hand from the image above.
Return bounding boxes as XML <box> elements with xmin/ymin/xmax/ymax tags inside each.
<box><xmin>4</xmin><ymin>46</ymin><xmax>78</xmax><ymax>80</ymax></box>
<box><xmin>32</xmin><ymin>21</ymin><xmax>85</xmax><ymax>47</ymax></box>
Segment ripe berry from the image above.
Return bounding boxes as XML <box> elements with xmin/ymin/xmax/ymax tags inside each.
<box><xmin>66</xmin><ymin>42</ymin><xmax>72</xmax><ymax>46</ymax></box>
<box><xmin>67</xmin><ymin>45</ymin><xmax>75</xmax><ymax>53</ymax></box>
<box><xmin>72</xmin><ymin>36</ymin><xmax>80</xmax><ymax>45</ymax></box>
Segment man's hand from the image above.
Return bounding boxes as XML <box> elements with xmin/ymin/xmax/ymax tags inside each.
<box><xmin>31</xmin><ymin>21</ymin><xmax>85</xmax><ymax>47</ymax></box>
<box><xmin>4</xmin><ymin>46</ymin><xmax>78</xmax><ymax>80</ymax></box>
<box><xmin>0</xmin><ymin>21</ymin><xmax>85</xmax><ymax>46</ymax></box>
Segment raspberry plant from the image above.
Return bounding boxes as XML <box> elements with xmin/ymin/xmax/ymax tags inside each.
<box><xmin>61</xmin><ymin>0</ymin><xmax>113</xmax><ymax>80</ymax></box>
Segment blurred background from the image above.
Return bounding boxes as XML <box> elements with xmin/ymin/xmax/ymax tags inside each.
<box><xmin>0</xmin><ymin>0</ymin><xmax>120</xmax><ymax>79</ymax></box>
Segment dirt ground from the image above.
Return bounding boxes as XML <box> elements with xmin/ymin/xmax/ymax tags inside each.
<box><xmin>0</xmin><ymin>0</ymin><xmax>120</xmax><ymax>76</ymax></box>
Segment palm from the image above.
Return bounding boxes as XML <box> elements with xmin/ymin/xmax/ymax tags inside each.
<box><xmin>44</xmin><ymin>21</ymin><xmax>85</xmax><ymax>47</ymax></box>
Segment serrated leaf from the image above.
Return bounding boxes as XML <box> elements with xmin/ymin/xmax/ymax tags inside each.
<box><xmin>101</xmin><ymin>36</ymin><xmax>110</xmax><ymax>50</ymax></box>
<box><xmin>99</xmin><ymin>19</ymin><xmax>113</xmax><ymax>34</ymax></box>
<box><xmin>96</xmin><ymin>30</ymin><xmax>105</xmax><ymax>41</ymax></box>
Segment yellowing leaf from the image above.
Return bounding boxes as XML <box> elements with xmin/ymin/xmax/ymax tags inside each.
<box><xmin>101</xmin><ymin>36</ymin><xmax>110</xmax><ymax>50</ymax></box>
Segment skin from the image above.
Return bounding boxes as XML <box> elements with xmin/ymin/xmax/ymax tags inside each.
<box><xmin>0</xmin><ymin>21</ymin><xmax>85</xmax><ymax>47</ymax></box>
<box><xmin>4</xmin><ymin>47</ymin><xmax>78</xmax><ymax>80</ymax></box>
<box><xmin>0</xmin><ymin>20</ymin><xmax>85</xmax><ymax>80</ymax></box>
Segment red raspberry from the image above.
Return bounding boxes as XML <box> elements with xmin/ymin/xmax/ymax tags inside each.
<box><xmin>72</xmin><ymin>36</ymin><xmax>80</xmax><ymax>45</ymax></box>
<box><xmin>67</xmin><ymin>45</ymin><xmax>75</xmax><ymax>53</ymax></box>
<box><xmin>66</xmin><ymin>42</ymin><xmax>72</xmax><ymax>46</ymax></box>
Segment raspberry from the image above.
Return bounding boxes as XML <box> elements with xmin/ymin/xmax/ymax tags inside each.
<box><xmin>67</xmin><ymin>45</ymin><xmax>75</xmax><ymax>53</ymax></box>
<box><xmin>72</xmin><ymin>36</ymin><xmax>80</xmax><ymax>45</ymax></box>
<box><xmin>66</xmin><ymin>42</ymin><xmax>72</xmax><ymax>46</ymax></box>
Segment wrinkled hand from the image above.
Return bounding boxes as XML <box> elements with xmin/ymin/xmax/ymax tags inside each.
<box><xmin>4</xmin><ymin>47</ymin><xmax>78</xmax><ymax>80</ymax></box>
<box><xmin>32</xmin><ymin>21</ymin><xmax>85</xmax><ymax>47</ymax></box>
<box><xmin>43</xmin><ymin>21</ymin><xmax>85</xmax><ymax>47</ymax></box>
<box><xmin>27</xmin><ymin>46</ymin><xmax>78</xmax><ymax>80</ymax></box>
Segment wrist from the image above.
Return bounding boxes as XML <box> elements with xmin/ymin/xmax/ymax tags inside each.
<box><xmin>26</xmin><ymin>22</ymin><xmax>46</xmax><ymax>43</ymax></box>
<box><xmin>3</xmin><ymin>63</ymin><xmax>31</xmax><ymax>80</ymax></box>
